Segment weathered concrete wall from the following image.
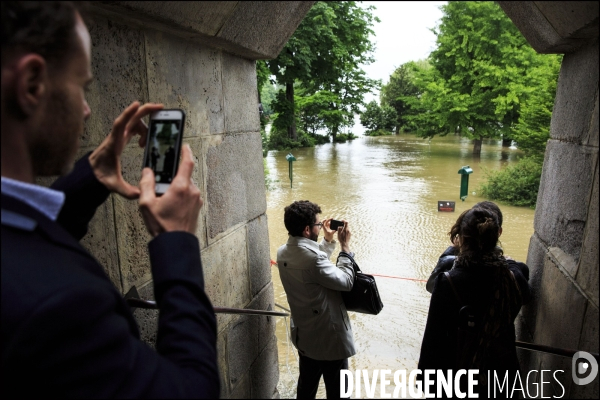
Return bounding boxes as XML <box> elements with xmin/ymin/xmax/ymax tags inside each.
<box><xmin>35</xmin><ymin>2</ymin><xmax>313</xmax><ymax>398</ymax></box>
<box><xmin>499</xmin><ymin>2</ymin><xmax>599</xmax><ymax>398</ymax></box>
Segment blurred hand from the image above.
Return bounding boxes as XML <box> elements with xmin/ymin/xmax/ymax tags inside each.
<box><xmin>337</xmin><ymin>220</ymin><xmax>351</xmax><ymax>253</ymax></box>
<box><xmin>322</xmin><ymin>218</ymin><xmax>335</xmax><ymax>242</ymax></box>
<box><xmin>89</xmin><ymin>101</ymin><xmax>163</xmax><ymax>199</ymax></box>
<box><xmin>138</xmin><ymin>144</ymin><xmax>202</xmax><ymax>236</ymax></box>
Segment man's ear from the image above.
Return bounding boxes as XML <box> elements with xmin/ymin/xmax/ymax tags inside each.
<box><xmin>498</xmin><ymin>227</ymin><xmax>503</xmax><ymax>238</ymax></box>
<box><xmin>15</xmin><ymin>54</ymin><xmax>47</xmax><ymax>117</ymax></box>
<box><xmin>301</xmin><ymin>225</ymin><xmax>311</xmax><ymax>238</ymax></box>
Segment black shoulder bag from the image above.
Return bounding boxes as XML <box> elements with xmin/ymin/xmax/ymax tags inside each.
<box><xmin>337</xmin><ymin>252</ymin><xmax>383</xmax><ymax>315</ymax></box>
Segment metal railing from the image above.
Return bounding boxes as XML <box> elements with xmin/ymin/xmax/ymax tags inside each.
<box><xmin>125</xmin><ymin>287</ymin><xmax>598</xmax><ymax>361</ymax></box>
<box><xmin>126</xmin><ymin>297</ymin><xmax>290</xmax><ymax>317</ymax></box>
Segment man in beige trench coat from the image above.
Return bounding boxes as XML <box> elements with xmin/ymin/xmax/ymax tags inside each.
<box><xmin>277</xmin><ymin>200</ymin><xmax>355</xmax><ymax>399</ymax></box>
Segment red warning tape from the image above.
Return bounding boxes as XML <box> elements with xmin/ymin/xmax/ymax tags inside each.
<box><xmin>270</xmin><ymin>261</ymin><xmax>427</xmax><ymax>283</ymax></box>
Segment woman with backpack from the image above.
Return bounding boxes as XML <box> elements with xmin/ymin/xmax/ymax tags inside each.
<box><xmin>418</xmin><ymin>206</ymin><xmax>531</xmax><ymax>398</ymax></box>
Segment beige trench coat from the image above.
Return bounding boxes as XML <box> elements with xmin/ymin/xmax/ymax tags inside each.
<box><xmin>277</xmin><ymin>236</ymin><xmax>356</xmax><ymax>360</ymax></box>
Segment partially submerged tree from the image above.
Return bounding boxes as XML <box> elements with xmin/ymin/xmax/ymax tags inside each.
<box><xmin>380</xmin><ymin>60</ymin><xmax>429</xmax><ymax>133</ymax></box>
<box><xmin>360</xmin><ymin>100</ymin><xmax>397</xmax><ymax>134</ymax></box>
<box><xmin>406</xmin><ymin>1</ymin><xmax>560</xmax><ymax>156</ymax></box>
<box><xmin>266</xmin><ymin>1</ymin><xmax>378</xmax><ymax>144</ymax></box>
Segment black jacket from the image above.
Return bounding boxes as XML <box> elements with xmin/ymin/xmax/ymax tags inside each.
<box><xmin>419</xmin><ymin>253</ymin><xmax>531</xmax><ymax>397</ymax></box>
<box><xmin>1</xmin><ymin>156</ymin><xmax>219</xmax><ymax>398</ymax></box>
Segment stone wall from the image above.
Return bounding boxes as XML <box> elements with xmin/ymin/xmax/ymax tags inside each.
<box><xmin>498</xmin><ymin>2</ymin><xmax>599</xmax><ymax>398</ymax></box>
<box><xmin>46</xmin><ymin>2</ymin><xmax>314</xmax><ymax>398</ymax></box>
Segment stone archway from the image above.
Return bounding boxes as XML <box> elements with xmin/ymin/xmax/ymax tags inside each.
<box><xmin>499</xmin><ymin>2</ymin><xmax>598</xmax><ymax>398</ymax></box>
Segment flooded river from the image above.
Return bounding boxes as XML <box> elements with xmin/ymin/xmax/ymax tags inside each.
<box><xmin>265</xmin><ymin>133</ymin><xmax>535</xmax><ymax>398</ymax></box>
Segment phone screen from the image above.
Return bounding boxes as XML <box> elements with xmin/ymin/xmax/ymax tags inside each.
<box><xmin>144</xmin><ymin>119</ymin><xmax>182</xmax><ymax>184</ymax></box>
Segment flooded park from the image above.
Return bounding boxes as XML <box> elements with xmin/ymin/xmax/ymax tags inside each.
<box><xmin>265</xmin><ymin>133</ymin><xmax>536</xmax><ymax>398</ymax></box>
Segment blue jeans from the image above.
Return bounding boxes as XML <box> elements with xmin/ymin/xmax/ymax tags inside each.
<box><xmin>297</xmin><ymin>354</ymin><xmax>349</xmax><ymax>399</ymax></box>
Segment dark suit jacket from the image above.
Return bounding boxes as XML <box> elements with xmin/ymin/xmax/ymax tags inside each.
<box><xmin>1</xmin><ymin>156</ymin><xmax>219</xmax><ymax>398</ymax></box>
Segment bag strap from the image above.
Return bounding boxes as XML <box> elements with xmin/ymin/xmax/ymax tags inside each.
<box><xmin>443</xmin><ymin>271</ymin><xmax>464</xmax><ymax>306</ymax></box>
<box><xmin>337</xmin><ymin>251</ymin><xmax>361</xmax><ymax>273</ymax></box>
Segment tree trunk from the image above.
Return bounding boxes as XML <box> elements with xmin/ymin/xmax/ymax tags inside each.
<box><xmin>502</xmin><ymin>138</ymin><xmax>512</xmax><ymax>147</ymax></box>
<box><xmin>286</xmin><ymin>82</ymin><xmax>297</xmax><ymax>141</ymax></box>
<box><xmin>332</xmin><ymin>125</ymin><xmax>338</xmax><ymax>142</ymax></box>
<box><xmin>473</xmin><ymin>139</ymin><xmax>482</xmax><ymax>156</ymax></box>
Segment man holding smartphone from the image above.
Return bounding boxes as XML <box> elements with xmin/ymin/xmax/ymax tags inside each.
<box><xmin>277</xmin><ymin>200</ymin><xmax>355</xmax><ymax>399</ymax></box>
<box><xmin>1</xmin><ymin>2</ymin><xmax>218</xmax><ymax>398</ymax></box>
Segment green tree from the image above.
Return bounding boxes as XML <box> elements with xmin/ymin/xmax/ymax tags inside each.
<box><xmin>407</xmin><ymin>1</ymin><xmax>558</xmax><ymax>156</ymax></box>
<box><xmin>380</xmin><ymin>60</ymin><xmax>429</xmax><ymax>132</ymax></box>
<box><xmin>266</xmin><ymin>1</ymin><xmax>378</xmax><ymax>144</ymax></box>
<box><xmin>511</xmin><ymin>54</ymin><xmax>562</xmax><ymax>158</ymax></box>
<box><xmin>360</xmin><ymin>100</ymin><xmax>397</xmax><ymax>134</ymax></box>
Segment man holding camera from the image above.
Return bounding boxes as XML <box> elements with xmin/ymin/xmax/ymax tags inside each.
<box><xmin>277</xmin><ymin>200</ymin><xmax>355</xmax><ymax>399</ymax></box>
<box><xmin>1</xmin><ymin>2</ymin><xmax>218</xmax><ymax>397</ymax></box>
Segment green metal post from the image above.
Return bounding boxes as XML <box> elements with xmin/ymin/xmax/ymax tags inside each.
<box><xmin>286</xmin><ymin>153</ymin><xmax>296</xmax><ymax>188</ymax></box>
<box><xmin>458</xmin><ymin>165</ymin><xmax>473</xmax><ymax>201</ymax></box>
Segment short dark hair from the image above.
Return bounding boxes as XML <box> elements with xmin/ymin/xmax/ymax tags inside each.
<box><xmin>284</xmin><ymin>200</ymin><xmax>322</xmax><ymax>237</ymax></box>
<box><xmin>1</xmin><ymin>2</ymin><xmax>88</xmax><ymax>69</ymax></box>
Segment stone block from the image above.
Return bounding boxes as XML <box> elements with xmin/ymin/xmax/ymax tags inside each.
<box><xmin>206</xmin><ymin>133</ymin><xmax>267</xmax><ymax>239</ymax></box>
<box><xmin>217</xmin><ymin>330</ymin><xmax>230</xmax><ymax>399</ymax></box>
<box><xmin>222</xmin><ymin>53</ymin><xmax>260</xmax><ymax>134</ymax></box>
<box><xmin>497</xmin><ymin>2</ymin><xmax>582</xmax><ymax>53</ymax></box>
<box><xmin>533</xmin><ymin>256</ymin><xmax>587</xmax><ymax>353</ymax></box>
<box><xmin>217</xmin><ymin>1</ymin><xmax>316</xmax><ymax>59</ymax></box>
<box><xmin>250</xmin><ymin>338</ymin><xmax>280</xmax><ymax>399</ymax></box>
<box><xmin>551</xmin><ymin>40</ymin><xmax>600</xmax><ymax>143</ymax></box>
<box><xmin>113</xmin><ymin>145</ymin><xmax>154</xmax><ymax>291</ymax></box>
<box><xmin>95</xmin><ymin>1</ymin><xmax>238</xmax><ymax>37</ymax></box>
<box><xmin>202</xmin><ymin>228</ymin><xmax>251</xmax><ymax>328</ymax></box>
<box><xmin>131</xmin><ymin>280</ymin><xmax>158</xmax><ymax>348</ymax></box>
<box><xmin>228</xmin><ymin>315</ymin><xmax>259</xmax><ymax>386</ymax></box>
<box><xmin>91</xmin><ymin>2</ymin><xmax>314</xmax><ymax>60</ymax></box>
<box><xmin>576</xmin><ymin>159</ymin><xmax>599</xmax><ymax>306</ymax></box>
<box><xmin>145</xmin><ymin>31</ymin><xmax>224</xmax><ymax>136</ymax></box>
<box><xmin>584</xmin><ymin>91</ymin><xmax>599</xmax><ymax>148</ymax></box>
<box><xmin>247</xmin><ymin>283</ymin><xmax>277</xmax><ymax>352</ymax></box>
<box><xmin>534</xmin><ymin>140</ymin><xmax>596</xmax><ymax>263</ymax></box>
<box><xmin>229</xmin><ymin>370</ymin><xmax>251</xmax><ymax>399</ymax></box>
<box><xmin>571</xmin><ymin>302</ymin><xmax>600</xmax><ymax>398</ymax></box>
<box><xmin>533</xmin><ymin>2</ymin><xmax>599</xmax><ymax>39</ymax></box>
<box><xmin>182</xmin><ymin>137</ymin><xmax>208</xmax><ymax>250</ymax></box>
<box><xmin>247</xmin><ymin>215</ymin><xmax>272</xmax><ymax>296</ymax></box>
<box><xmin>85</xmin><ymin>14</ymin><xmax>148</xmax><ymax>148</ymax></box>
<box><xmin>520</xmin><ymin>234</ymin><xmax>550</xmax><ymax>339</ymax></box>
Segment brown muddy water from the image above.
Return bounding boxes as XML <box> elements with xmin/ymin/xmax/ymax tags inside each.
<box><xmin>265</xmin><ymin>133</ymin><xmax>535</xmax><ymax>398</ymax></box>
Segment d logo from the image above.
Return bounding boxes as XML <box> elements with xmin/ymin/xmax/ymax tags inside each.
<box><xmin>572</xmin><ymin>351</ymin><xmax>598</xmax><ymax>385</ymax></box>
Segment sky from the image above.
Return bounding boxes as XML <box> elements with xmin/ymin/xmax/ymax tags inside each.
<box><xmin>359</xmin><ymin>1</ymin><xmax>447</xmax><ymax>105</ymax></box>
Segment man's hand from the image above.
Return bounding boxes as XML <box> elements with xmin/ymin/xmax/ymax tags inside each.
<box><xmin>138</xmin><ymin>144</ymin><xmax>202</xmax><ymax>237</ymax></box>
<box><xmin>89</xmin><ymin>101</ymin><xmax>164</xmax><ymax>199</ymax></box>
<box><xmin>337</xmin><ymin>220</ymin><xmax>351</xmax><ymax>253</ymax></box>
<box><xmin>322</xmin><ymin>218</ymin><xmax>335</xmax><ymax>242</ymax></box>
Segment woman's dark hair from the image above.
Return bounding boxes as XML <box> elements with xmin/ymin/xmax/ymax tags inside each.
<box><xmin>450</xmin><ymin>201</ymin><xmax>503</xmax><ymax>245</ymax></box>
<box><xmin>1</xmin><ymin>2</ymin><xmax>88</xmax><ymax>69</ymax></box>
<box><xmin>474</xmin><ymin>201</ymin><xmax>503</xmax><ymax>227</ymax></box>
<box><xmin>284</xmin><ymin>200</ymin><xmax>322</xmax><ymax>237</ymax></box>
<box><xmin>451</xmin><ymin>206</ymin><xmax>502</xmax><ymax>262</ymax></box>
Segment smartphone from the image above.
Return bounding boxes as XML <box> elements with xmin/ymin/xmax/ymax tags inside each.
<box><xmin>330</xmin><ymin>219</ymin><xmax>344</xmax><ymax>231</ymax></box>
<box><xmin>142</xmin><ymin>109</ymin><xmax>186</xmax><ymax>195</ymax></box>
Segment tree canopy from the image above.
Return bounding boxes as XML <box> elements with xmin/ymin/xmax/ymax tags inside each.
<box><xmin>404</xmin><ymin>1</ymin><xmax>561</xmax><ymax>156</ymax></box>
<box><xmin>380</xmin><ymin>60</ymin><xmax>429</xmax><ymax>133</ymax></box>
<box><xmin>265</xmin><ymin>1</ymin><xmax>379</xmax><ymax>147</ymax></box>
